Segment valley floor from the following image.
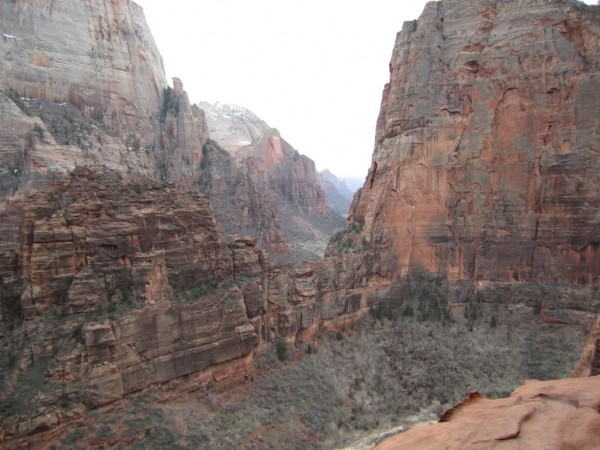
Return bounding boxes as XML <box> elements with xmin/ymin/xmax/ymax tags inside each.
<box><xmin>35</xmin><ymin>303</ymin><xmax>582</xmax><ymax>450</ymax></box>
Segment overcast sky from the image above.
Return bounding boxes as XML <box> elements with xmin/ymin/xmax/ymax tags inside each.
<box><xmin>135</xmin><ymin>0</ymin><xmax>596</xmax><ymax>179</ymax></box>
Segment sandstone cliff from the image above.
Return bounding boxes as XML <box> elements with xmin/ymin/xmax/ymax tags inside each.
<box><xmin>199</xmin><ymin>102</ymin><xmax>344</xmax><ymax>261</ymax></box>
<box><xmin>0</xmin><ymin>167</ymin><xmax>266</xmax><ymax>439</ymax></box>
<box><xmin>0</xmin><ymin>0</ymin><xmax>165</xmax><ymax>139</ymax></box>
<box><xmin>343</xmin><ymin>0</ymin><xmax>600</xmax><ymax>286</ymax></box>
<box><xmin>0</xmin><ymin>0</ymin><xmax>212</xmax><ymax>197</ymax></box>
<box><xmin>0</xmin><ymin>164</ymin><xmax>378</xmax><ymax>443</ymax></box>
<box><xmin>0</xmin><ymin>0</ymin><xmax>164</xmax><ymax>191</ymax></box>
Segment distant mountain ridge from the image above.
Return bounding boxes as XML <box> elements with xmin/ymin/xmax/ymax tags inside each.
<box><xmin>199</xmin><ymin>102</ymin><xmax>345</xmax><ymax>261</ymax></box>
<box><xmin>318</xmin><ymin>169</ymin><xmax>358</xmax><ymax>217</ymax></box>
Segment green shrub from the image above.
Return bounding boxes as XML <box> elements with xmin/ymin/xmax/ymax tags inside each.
<box><xmin>0</xmin><ymin>362</ymin><xmax>59</xmax><ymax>416</ymax></box>
<box><xmin>328</xmin><ymin>220</ymin><xmax>364</xmax><ymax>254</ymax></box>
<box><xmin>172</xmin><ymin>280</ymin><xmax>219</xmax><ymax>303</ymax></box>
<box><xmin>95</xmin><ymin>424</ymin><xmax>113</xmax><ymax>440</ymax></box>
<box><xmin>464</xmin><ymin>293</ymin><xmax>483</xmax><ymax>331</ymax></box>
<box><xmin>276</xmin><ymin>341</ymin><xmax>288</xmax><ymax>362</ymax></box>
<box><xmin>33</xmin><ymin>123</ymin><xmax>45</xmax><ymax>140</ymax></box>
<box><xmin>6</xmin><ymin>89</ymin><xmax>29</xmax><ymax>114</ymax></box>
<box><xmin>62</xmin><ymin>428</ymin><xmax>84</xmax><ymax>445</ymax></box>
<box><xmin>159</xmin><ymin>86</ymin><xmax>179</xmax><ymax>122</ymax></box>
<box><xmin>2</xmin><ymin>279</ymin><xmax>22</xmax><ymax>330</ymax></box>
<box><xmin>71</xmin><ymin>323</ymin><xmax>84</xmax><ymax>344</ymax></box>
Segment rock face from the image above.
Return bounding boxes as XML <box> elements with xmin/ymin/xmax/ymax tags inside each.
<box><xmin>198</xmin><ymin>139</ymin><xmax>290</xmax><ymax>256</ymax></box>
<box><xmin>0</xmin><ymin>167</ymin><xmax>265</xmax><ymax>439</ymax></box>
<box><xmin>0</xmin><ymin>0</ymin><xmax>166</xmax><ymax>139</ymax></box>
<box><xmin>158</xmin><ymin>78</ymin><xmax>210</xmax><ymax>191</ymax></box>
<box><xmin>0</xmin><ymin>0</ymin><xmax>164</xmax><ymax>189</ymax></box>
<box><xmin>0</xmin><ymin>165</ymin><xmax>376</xmax><ymax>443</ymax></box>
<box><xmin>346</xmin><ymin>0</ymin><xmax>600</xmax><ymax>285</ymax></box>
<box><xmin>0</xmin><ymin>0</ymin><xmax>210</xmax><ymax>197</ymax></box>
<box><xmin>3</xmin><ymin>167</ymin><xmax>240</xmax><ymax>317</ymax></box>
<box><xmin>199</xmin><ymin>103</ymin><xmax>344</xmax><ymax>261</ymax></box>
<box><xmin>376</xmin><ymin>376</ymin><xmax>600</xmax><ymax>450</ymax></box>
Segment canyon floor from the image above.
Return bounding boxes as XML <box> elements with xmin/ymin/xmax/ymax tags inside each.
<box><xmin>32</xmin><ymin>282</ymin><xmax>584</xmax><ymax>450</ymax></box>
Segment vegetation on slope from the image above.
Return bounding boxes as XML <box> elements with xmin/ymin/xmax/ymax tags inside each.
<box><xmin>32</xmin><ymin>276</ymin><xmax>584</xmax><ymax>450</ymax></box>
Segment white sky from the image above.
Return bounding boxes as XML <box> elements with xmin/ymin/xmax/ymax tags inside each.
<box><xmin>135</xmin><ymin>0</ymin><xmax>597</xmax><ymax>178</ymax></box>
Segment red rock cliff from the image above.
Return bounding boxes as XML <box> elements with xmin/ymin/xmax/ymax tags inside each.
<box><xmin>0</xmin><ymin>167</ymin><xmax>265</xmax><ymax>439</ymax></box>
<box><xmin>347</xmin><ymin>0</ymin><xmax>600</xmax><ymax>285</ymax></box>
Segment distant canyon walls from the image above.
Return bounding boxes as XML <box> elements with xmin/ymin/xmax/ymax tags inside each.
<box><xmin>347</xmin><ymin>0</ymin><xmax>600</xmax><ymax>285</ymax></box>
<box><xmin>0</xmin><ymin>0</ymin><xmax>339</xmax><ymax>263</ymax></box>
<box><xmin>199</xmin><ymin>103</ymin><xmax>343</xmax><ymax>260</ymax></box>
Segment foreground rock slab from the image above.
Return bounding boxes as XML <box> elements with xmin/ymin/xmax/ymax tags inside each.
<box><xmin>376</xmin><ymin>376</ymin><xmax>600</xmax><ymax>450</ymax></box>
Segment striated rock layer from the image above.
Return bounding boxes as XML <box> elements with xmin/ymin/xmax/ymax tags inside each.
<box><xmin>346</xmin><ymin>0</ymin><xmax>600</xmax><ymax>285</ymax></box>
<box><xmin>0</xmin><ymin>0</ymin><xmax>166</xmax><ymax>138</ymax></box>
<box><xmin>0</xmin><ymin>0</ymin><xmax>163</xmax><ymax>189</ymax></box>
<box><xmin>0</xmin><ymin>167</ymin><xmax>264</xmax><ymax>439</ymax></box>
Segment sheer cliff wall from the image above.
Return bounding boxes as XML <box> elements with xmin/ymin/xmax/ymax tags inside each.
<box><xmin>347</xmin><ymin>0</ymin><xmax>600</xmax><ymax>285</ymax></box>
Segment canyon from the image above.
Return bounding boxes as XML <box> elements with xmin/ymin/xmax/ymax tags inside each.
<box><xmin>199</xmin><ymin>102</ymin><xmax>344</xmax><ymax>261</ymax></box>
<box><xmin>318</xmin><ymin>169</ymin><xmax>357</xmax><ymax>218</ymax></box>
<box><xmin>0</xmin><ymin>0</ymin><xmax>599</xmax><ymax>448</ymax></box>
